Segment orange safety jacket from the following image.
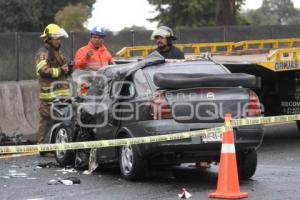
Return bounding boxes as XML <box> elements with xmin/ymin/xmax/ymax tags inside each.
<box><xmin>74</xmin><ymin>42</ymin><xmax>113</xmax><ymax>70</ymax></box>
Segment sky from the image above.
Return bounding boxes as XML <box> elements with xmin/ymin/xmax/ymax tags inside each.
<box><xmin>87</xmin><ymin>0</ymin><xmax>300</xmax><ymax>31</ymax></box>
<box><xmin>244</xmin><ymin>0</ymin><xmax>300</xmax><ymax>9</ymax></box>
<box><xmin>87</xmin><ymin>0</ymin><xmax>158</xmax><ymax>31</ymax></box>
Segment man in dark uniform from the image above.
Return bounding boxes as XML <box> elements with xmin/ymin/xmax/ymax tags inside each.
<box><xmin>151</xmin><ymin>26</ymin><xmax>185</xmax><ymax>59</ymax></box>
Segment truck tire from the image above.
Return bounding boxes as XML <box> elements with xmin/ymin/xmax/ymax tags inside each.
<box><xmin>296</xmin><ymin>121</ymin><xmax>300</xmax><ymax>134</ymax></box>
<box><xmin>237</xmin><ymin>149</ymin><xmax>257</xmax><ymax>180</ymax></box>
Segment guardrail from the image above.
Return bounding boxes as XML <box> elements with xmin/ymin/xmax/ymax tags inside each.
<box><xmin>116</xmin><ymin>38</ymin><xmax>300</xmax><ymax>58</ymax></box>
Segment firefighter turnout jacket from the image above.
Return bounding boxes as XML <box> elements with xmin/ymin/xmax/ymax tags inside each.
<box><xmin>35</xmin><ymin>44</ymin><xmax>71</xmax><ymax>102</ymax></box>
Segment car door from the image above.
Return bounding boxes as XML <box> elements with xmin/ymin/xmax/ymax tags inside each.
<box><xmin>93</xmin><ymin>77</ymin><xmax>137</xmax><ymax>161</ymax></box>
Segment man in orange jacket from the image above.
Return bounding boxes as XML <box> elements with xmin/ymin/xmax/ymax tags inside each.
<box><xmin>74</xmin><ymin>26</ymin><xmax>114</xmax><ymax>70</ymax></box>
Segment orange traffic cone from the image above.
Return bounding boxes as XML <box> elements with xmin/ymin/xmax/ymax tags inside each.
<box><xmin>208</xmin><ymin>113</ymin><xmax>248</xmax><ymax>199</ymax></box>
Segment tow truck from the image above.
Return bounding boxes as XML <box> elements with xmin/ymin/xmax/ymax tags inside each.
<box><xmin>115</xmin><ymin>38</ymin><xmax>300</xmax><ymax>131</ymax></box>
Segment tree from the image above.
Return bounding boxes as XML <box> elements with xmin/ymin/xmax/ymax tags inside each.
<box><xmin>55</xmin><ymin>3</ymin><xmax>90</xmax><ymax>32</ymax></box>
<box><xmin>147</xmin><ymin>0</ymin><xmax>246</xmax><ymax>28</ymax></box>
<box><xmin>0</xmin><ymin>0</ymin><xmax>42</xmax><ymax>31</ymax></box>
<box><xmin>0</xmin><ymin>0</ymin><xmax>95</xmax><ymax>32</ymax></box>
<box><xmin>243</xmin><ymin>0</ymin><xmax>300</xmax><ymax>25</ymax></box>
<box><xmin>148</xmin><ymin>0</ymin><xmax>215</xmax><ymax>28</ymax></box>
<box><xmin>243</xmin><ymin>9</ymin><xmax>277</xmax><ymax>25</ymax></box>
<box><xmin>40</xmin><ymin>0</ymin><xmax>95</xmax><ymax>28</ymax></box>
<box><xmin>215</xmin><ymin>0</ymin><xmax>245</xmax><ymax>25</ymax></box>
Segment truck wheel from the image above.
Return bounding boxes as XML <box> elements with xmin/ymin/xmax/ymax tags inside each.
<box><xmin>237</xmin><ymin>149</ymin><xmax>257</xmax><ymax>180</ymax></box>
<box><xmin>119</xmin><ymin>134</ymin><xmax>148</xmax><ymax>180</ymax></box>
<box><xmin>296</xmin><ymin>121</ymin><xmax>300</xmax><ymax>134</ymax></box>
<box><xmin>54</xmin><ymin>125</ymin><xmax>75</xmax><ymax>166</ymax></box>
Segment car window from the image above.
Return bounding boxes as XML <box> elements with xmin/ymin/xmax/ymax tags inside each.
<box><xmin>116</xmin><ymin>79</ymin><xmax>136</xmax><ymax>100</ymax></box>
<box><xmin>133</xmin><ymin>69</ymin><xmax>152</xmax><ymax>97</ymax></box>
<box><xmin>128</xmin><ymin>84</ymin><xmax>135</xmax><ymax>96</ymax></box>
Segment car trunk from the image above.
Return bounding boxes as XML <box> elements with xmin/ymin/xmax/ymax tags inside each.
<box><xmin>163</xmin><ymin>87</ymin><xmax>250</xmax><ymax>123</ymax></box>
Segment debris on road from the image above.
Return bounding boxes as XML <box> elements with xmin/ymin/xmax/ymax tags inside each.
<box><xmin>26</xmin><ymin>177</ymin><xmax>37</xmax><ymax>180</ymax></box>
<box><xmin>7</xmin><ymin>170</ymin><xmax>28</xmax><ymax>178</ymax></box>
<box><xmin>47</xmin><ymin>179</ymin><xmax>60</xmax><ymax>185</ymax></box>
<box><xmin>60</xmin><ymin>179</ymin><xmax>73</xmax><ymax>186</ymax></box>
<box><xmin>36</xmin><ymin>162</ymin><xmax>77</xmax><ymax>175</ymax></box>
<box><xmin>178</xmin><ymin>188</ymin><xmax>192</xmax><ymax>199</ymax></box>
<box><xmin>1</xmin><ymin>170</ymin><xmax>37</xmax><ymax>180</ymax></box>
<box><xmin>36</xmin><ymin>162</ymin><xmax>59</xmax><ymax>169</ymax></box>
<box><xmin>0</xmin><ymin>129</ymin><xmax>37</xmax><ymax>160</ymax></box>
<box><xmin>0</xmin><ymin>175</ymin><xmax>10</xmax><ymax>179</ymax></box>
<box><xmin>83</xmin><ymin>149</ymin><xmax>98</xmax><ymax>175</ymax></box>
<box><xmin>48</xmin><ymin>177</ymin><xmax>81</xmax><ymax>186</ymax></box>
<box><xmin>65</xmin><ymin>177</ymin><xmax>81</xmax><ymax>184</ymax></box>
<box><xmin>56</xmin><ymin>167</ymin><xmax>77</xmax><ymax>174</ymax></box>
<box><xmin>0</xmin><ymin>128</ymin><xmax>32</xmax><ymax>146</ymax></box>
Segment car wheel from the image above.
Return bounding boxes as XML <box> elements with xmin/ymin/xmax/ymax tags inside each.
<box><xmin>119</xmin><ymin>135</ymin><xmax>148</xmax><ymax>180</ymax></box>
<box><xmin>54</xmin><ymin>125</ymin><xmax>75</xmax><ymax>166</ymax></box>
<box><xmin>237</xmin><ymin>149</ymin><xmax>257</xmax><ymax>180</ymax></box>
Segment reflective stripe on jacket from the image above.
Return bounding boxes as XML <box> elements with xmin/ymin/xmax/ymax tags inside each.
<box><xmin>35</xmin><ymin>44</ymin><xmax>71</xmax><ymax>102</ymax></box>
<box><xmin>39</xmin><ymin>88</ymin><xmax>71</xmax><ymax>101</ymax></box>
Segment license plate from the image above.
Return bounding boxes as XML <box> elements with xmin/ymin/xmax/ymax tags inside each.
<box><xmin>201</xmin><ymin>132</ymin><xmax>222</xmax><ymax>143</ymax></box>
<box><xmin>191</xmin><ymin>136</ymin><xmax>202</xmax><ymax>144</ymax></box>
<box><xmin>191</xmin><ymin>130</ymin><xmax>222</xmax><ymax>144</ymax></box>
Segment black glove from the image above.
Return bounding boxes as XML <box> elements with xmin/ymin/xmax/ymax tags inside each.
<box><xmin>67</xmin><ymin>60</ymin><xmax>75</xmax><ymax>75</ymax></box>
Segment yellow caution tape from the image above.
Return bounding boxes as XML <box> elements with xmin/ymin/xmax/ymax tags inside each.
<box><xmin>0</xmin><ymin>152</ymin><xmax>39</xmax><ymax>160</ymax></box>
<box><xmin>231</xmin><ymin>114</ymin><xmax>300</xmax><ymax>127</ymax></box>
<box><xmin>1</xmin><ymin>113</ymin><xmax>300</xmax><ymax>155</ymax></box>
<box><xmin>0</xmin><ymin>126</ymin><xmax>226</xmax><ymax>154</ymax></box>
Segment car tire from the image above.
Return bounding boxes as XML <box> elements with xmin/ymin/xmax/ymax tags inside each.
<box><xmin>237</xmin><ymin>149</ymin><xmax>257</xmax><ymax>180</ymax></box>
<box><xmin>118</xmin><ymin>134</ymin><xmax>148</xmax><ymax>180</ymax></box>
<box><xmin>53</xmin><ymin>124</ymin><xmax>75</xmax><ymax>166</ymax></box>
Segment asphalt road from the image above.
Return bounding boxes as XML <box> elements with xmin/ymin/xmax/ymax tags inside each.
<box><xmin>1</xmin><ymin>123</ymin><xmax>300</xmax><ymax>200</ymax></box>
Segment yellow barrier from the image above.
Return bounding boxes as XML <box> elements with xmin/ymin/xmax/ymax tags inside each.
<box><xmin>234</xmin><ymin>38</ymin><xmax>300</xmax><ymax>50</ymax></box>
<box><xmin>258</xmin><ymin>48</ymin><xmax>300</xmax><ymax>72</ymax></box>
<box><xmin>1</xmin><ymin>113</ymin><xmax>300</xmax><ymax>154</ymax></box>
<box><xmin>116</xmin><ymin>43</ymin><xmax>234</xmax><ymax>58</ymax></box>
<box><xmin>116</xmin><ymin>38</ymin><xmax>300</xmax><ymax>58</ymax></box>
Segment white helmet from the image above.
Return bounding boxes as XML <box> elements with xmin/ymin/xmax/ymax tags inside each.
<box><xmin>151</xmin><ymin>26</ymin><xmax>176</xmax><ymax>40</ymax></box>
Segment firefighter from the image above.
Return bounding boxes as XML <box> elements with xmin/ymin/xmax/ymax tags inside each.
<box><xmin>36</xmin><ymin>24</ymin><xmax>71</xmax><ymax>145</ymax></box>
<box><xmin>74</xmin><ymin>26</ymin><xmax>114</xmax><ymax>70</ymax></box>
<box><xmin>151</xmin><ymin>26</ymin><xmax>185</xmax><ymax>59</ymax></box>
